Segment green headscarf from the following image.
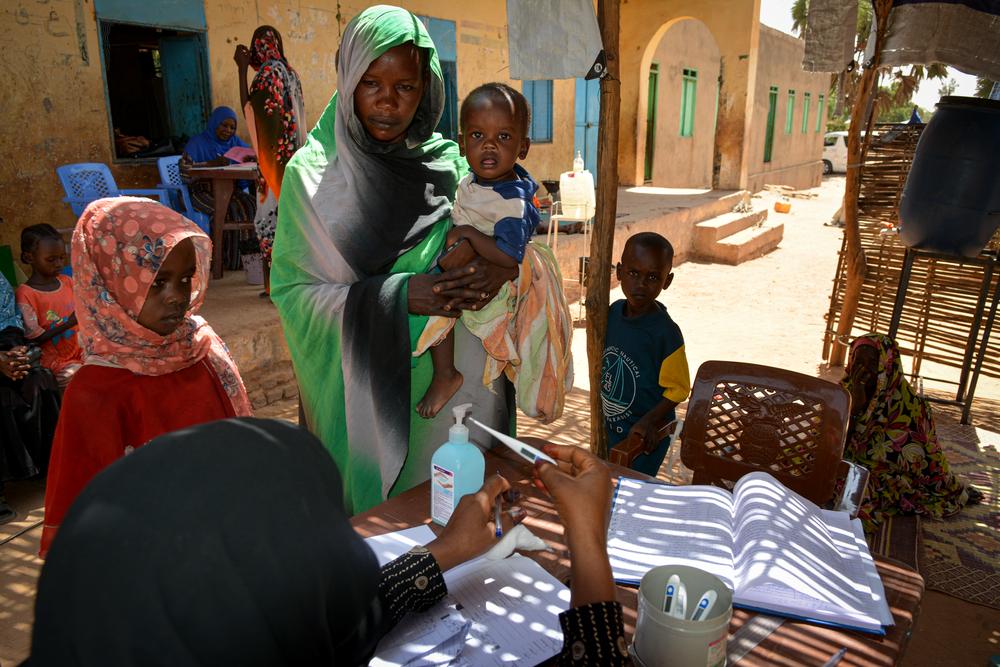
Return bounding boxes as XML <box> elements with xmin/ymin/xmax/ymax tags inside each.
<box><xmin>271</xmin><ymin>5</ymin><xmax>467</xmax><ymax>510</ymax></box>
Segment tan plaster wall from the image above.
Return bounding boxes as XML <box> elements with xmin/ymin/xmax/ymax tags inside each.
<box><xmin>0</xmin><ymin>0</ymin><xmax>582</xmax><ymax>256</ymax></box>
<box><xmin>646</xmin><ymin>19</ymin><xmax>721</xmax><ymax>188</ymax></box>
<box><xmin>745</xmin><ymin>26</ymin><xmax>827</xmax><ymax>191</ymax></box>
<box><xmin>622</xmin><ymin>0</ymin><xmax>761</xmax><ymax>190</ymax></box>
<box><xmin>0</xmin><ymin>0</ymin><xmax>156</xmax><ymax>253</ymax></box>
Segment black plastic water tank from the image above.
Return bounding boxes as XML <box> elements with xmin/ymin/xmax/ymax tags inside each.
<box><xmin>898</xmin><ymin>96</ymin><xmax>1000</xmax><ymax>258</ymax></box>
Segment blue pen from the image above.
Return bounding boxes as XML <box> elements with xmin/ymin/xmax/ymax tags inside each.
<box><xmin>494</xmin><ymin>470</ymin><xmax>504</xmax><ymax>538</ymax></box>
<box><xmin>821</xmin><ymin>647</ymin><xmax>847</xmax><ymax>667</ymax></box>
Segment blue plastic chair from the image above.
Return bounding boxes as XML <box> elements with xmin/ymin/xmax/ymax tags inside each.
<box><xmin>55</xmin><ymin>163</ymin><xmax>170</xmax><ymax>218</ymax></box>
<box><xmin>156</xmin><ymin>155</ymin><xmax>211</xmax><ymax>235</ymax></box>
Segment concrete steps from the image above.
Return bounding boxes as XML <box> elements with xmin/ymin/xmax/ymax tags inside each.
<box><xmin>692</xmin><ymin>207</ymin><xmax>782</xmax><ymax>265</ymax></box>
<box><xmin>547</xmin><ymin>188</ymin><xmax>754</xmax><ymax>282</ymax></box>
<box><xmin>693</xmin><ymin>209</ymin><xmax>769</xmax><ymax>250</ymax></box>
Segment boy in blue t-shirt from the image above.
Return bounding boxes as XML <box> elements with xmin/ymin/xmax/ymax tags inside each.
<box><xmin>601</xmin><ymin>232</ymin><xmax>691</xmax><ymax>476</ymax></box>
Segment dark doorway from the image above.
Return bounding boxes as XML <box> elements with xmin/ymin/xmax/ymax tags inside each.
<box><xmin>100</xmin><ymin>22</ymin><xmax>209</xmax><ymax>159</ymax></box>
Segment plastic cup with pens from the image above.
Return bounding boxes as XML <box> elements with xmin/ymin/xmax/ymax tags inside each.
<box><xmin>631</xmin><ymin>565</ymin><xmax>733</xmax><ymax>667</ymax></box>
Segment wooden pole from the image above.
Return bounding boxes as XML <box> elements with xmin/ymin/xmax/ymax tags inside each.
<box><xmin>586</xmin><ymin>0</ymin><xmax>621</xmax><ymax>460</ymax></box>
<box><xmin>829</xmin><ymin>0</ymin><xmax>892</xmax><ymax>367</ymax></box>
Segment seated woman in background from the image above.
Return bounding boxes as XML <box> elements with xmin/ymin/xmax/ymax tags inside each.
<box><xmin>180</xmin><ymin>106</ymin><xmax>257</xmax><ymax>266</ymax></box>
<box><xmin>27</xmin><ymin>419</ymin><xmax>627</xmax><ymax>666</ymax></box>
<box><xmin>841</xmin><ymin>333</ymin><xmax>982</xmax><ymax>530</ymax></box>
<box><xmin>0</xmin><ymin>273</ymin><xmax>60</xmax><ymax>524</ymax></box>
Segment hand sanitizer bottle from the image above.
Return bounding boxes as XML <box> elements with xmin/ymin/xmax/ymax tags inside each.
<box><xmin>430</xmin><ymin>403</ymin><xmax>485</xmax><ymax>526</ymax></box>
<box><xmin>573</xmin><ymin>150</ymin><xmax>584</xmax><ymax>172</ymax></box>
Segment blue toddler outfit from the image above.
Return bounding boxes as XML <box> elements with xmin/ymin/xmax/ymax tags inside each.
<box><xmin>450</xmin><ymin>163</ymin><xmax>539</xmax><ymax>262</ymax></box>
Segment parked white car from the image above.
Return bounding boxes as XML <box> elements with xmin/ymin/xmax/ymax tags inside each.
<box><xmin>822</xmin><ymin>131</ymin><xmax>848</xmax><ymax>174</ymax></box>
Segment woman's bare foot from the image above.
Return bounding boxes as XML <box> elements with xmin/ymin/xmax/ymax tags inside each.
<box><xmin>417</xmin><ymin>369</ymin><xmax>464</xmax><ymax>419</ymax></box>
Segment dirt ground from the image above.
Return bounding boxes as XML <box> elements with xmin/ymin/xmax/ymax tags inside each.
<box><xmin>2</xmin><ymin>175</ymin><xmax>998</xmax><ymax>664</ymax></box>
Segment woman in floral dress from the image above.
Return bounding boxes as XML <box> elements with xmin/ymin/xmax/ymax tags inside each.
<box><xmin>234</xmin><ymin>26</ymin><xmax>306</xmax><ymax>296</ymax></box>
<box><xmin>841</xmin><ymin>333</ymin><xmax>981</xmax><ymax>530</ymax></box>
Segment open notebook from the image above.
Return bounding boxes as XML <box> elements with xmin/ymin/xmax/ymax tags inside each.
<box><xmin>607</xmin><ymin>472</ymin><xmax>894</xmax><ymax>634</ymax></box>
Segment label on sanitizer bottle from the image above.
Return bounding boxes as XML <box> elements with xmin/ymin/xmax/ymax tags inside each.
<box><xmin>431</xmin><ymin>464</ymin><xmax>456</xmax><ymax>525</ymax></box>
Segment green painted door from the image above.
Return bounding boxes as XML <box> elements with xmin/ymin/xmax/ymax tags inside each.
<box><xmin>764</xmin><ymin>86</ymin><xmax>778</xmax><ymax>163</ymax></box>
<box><xmin>644</xmin><ymin>64</ymin><xmax>659</xmax><ymax>182</ymax></box>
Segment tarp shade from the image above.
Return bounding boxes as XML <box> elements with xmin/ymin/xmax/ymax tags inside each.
<box><xmin>881</xmin><ymin>0</ymin><xmax>1000</xmax><ymax>80</ymax></box>
<box><xmin>506</xmin><ymin>0</ymin><xmax>603</xmax><ymax>80</ymax></box>
<box><xmin>802</xmin><ymin>0</ymin><xmax>859</xmax><ymax>73</ymax></box>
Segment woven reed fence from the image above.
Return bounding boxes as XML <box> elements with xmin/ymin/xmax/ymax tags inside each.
<box><xmin>823</xmin><ymin>123</ymin><xmax>1000</xmax><ymax>383</ymax></box>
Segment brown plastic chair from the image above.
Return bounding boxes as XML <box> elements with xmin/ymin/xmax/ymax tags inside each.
<box><xmin>679</xmin><ymin>360</ymin><xmax>851</xmax><ymax>506</ymax></box>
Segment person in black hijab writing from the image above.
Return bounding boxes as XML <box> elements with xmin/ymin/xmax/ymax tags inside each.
<box><xmin>25</xmin><ymin>418</ymin><xmax>628</xmax><ymax>666</ymax></box>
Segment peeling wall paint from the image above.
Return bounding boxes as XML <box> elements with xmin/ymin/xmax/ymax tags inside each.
<box><xmin>0</xmin><ymin>0</ymin><xmax>134</xmax><ymax>253</ymax></box>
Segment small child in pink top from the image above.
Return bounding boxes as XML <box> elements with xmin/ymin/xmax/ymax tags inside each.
<box><xmin>15</xmin><ymin>224</ymin><xmax>82</xmax><ymax>387</ymax></box>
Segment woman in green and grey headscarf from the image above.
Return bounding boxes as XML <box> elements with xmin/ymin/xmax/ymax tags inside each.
<box><xmin>272</xmin><ymin>6</ymin><xmax>515</xmax><ymax>514</ymax></box>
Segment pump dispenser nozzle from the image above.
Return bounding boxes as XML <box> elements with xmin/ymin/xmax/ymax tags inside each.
<box><xmin>449</xmin><ymin>403</ymin><xmax>473</xmax><ymax>443</ymax></box>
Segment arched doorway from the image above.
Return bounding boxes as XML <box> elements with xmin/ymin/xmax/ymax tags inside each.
<box><xmin>635</xmin><ymin>18</ymin><xmax>721</xmax><ymax>188</ymax></box>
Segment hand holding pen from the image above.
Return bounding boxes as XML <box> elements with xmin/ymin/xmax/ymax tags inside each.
<box><xmin>426</xmin><ymin>473</ymin><xmax>525</xmax><ymax>572</ymax></box>
<box><xmin>495</xmin><ymin>469</ymin><xmax>504</xmax><ymax>538</ymax></box>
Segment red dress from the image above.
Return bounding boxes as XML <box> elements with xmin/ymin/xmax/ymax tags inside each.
<box><xmin>40</xmin><ymin>360</ymin><xmax>237</xmax><ymax>556</ymax></box>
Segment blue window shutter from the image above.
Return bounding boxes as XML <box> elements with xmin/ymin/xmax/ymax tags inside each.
<box><xmin>522</xmin><ymin>80</ymin><xmax>553</xmax><ymax>142</ymax></box>
<box><xmin>523</xmin><ymin>80</ymin><xmax>535</xmax><ymax>125</ymax></box>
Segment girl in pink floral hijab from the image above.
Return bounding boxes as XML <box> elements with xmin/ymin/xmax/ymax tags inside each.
<box><xmin>71</xmin><ymin>197</ymin><xmax>251</xmax><ymax>406</ymax></box>
<box><xmin>40</xmin><ymin>197</ymin><xmax>251</xmax><ymax>556</ymax></box>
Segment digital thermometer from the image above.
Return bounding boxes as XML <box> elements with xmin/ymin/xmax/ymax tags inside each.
<box><xmin>690</xmin><ymin>590</ymin><xmax>718</xmax><ymax>621</ymax></box>
<box><xmin>670</xmin><ymin>581</ymin><xmax>688</xmax><ymax>619</ymax></box>
<box><xmin>663</xmin><ymin>575</ymin><xmax>681</xmax><ymax>614</ymax></box>
<box><xmin>468</xmin><ymin>418</ymin><xmax>558</xmax><ymax>465</ymax></box>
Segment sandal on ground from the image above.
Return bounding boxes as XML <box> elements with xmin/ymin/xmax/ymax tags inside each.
<box><xmin>966</xmin><ymin>486</ymin><xmax>985</xmax><ymax>506</ymax></box>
